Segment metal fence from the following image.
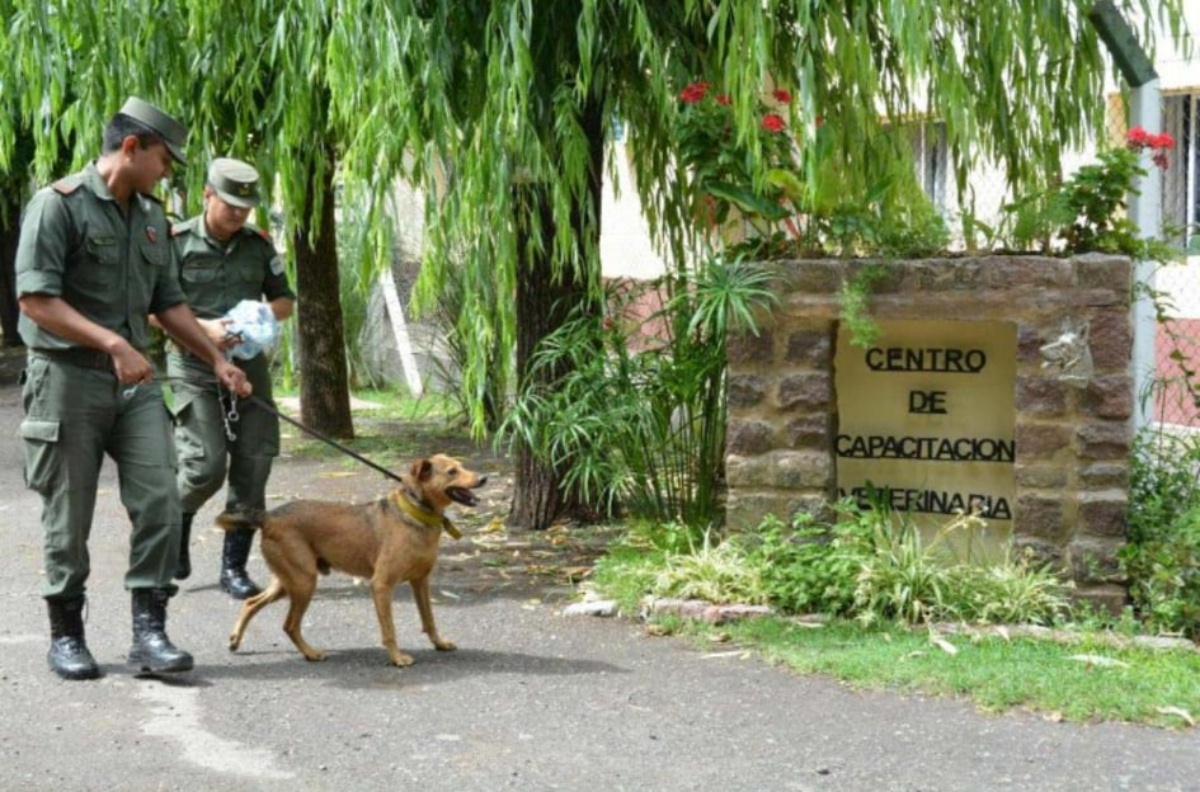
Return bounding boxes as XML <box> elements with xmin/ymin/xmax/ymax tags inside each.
<box><xmin>1153</xmin><ymin>89</ymin><xmax>1200</xmax><ymax>427</ymax></box>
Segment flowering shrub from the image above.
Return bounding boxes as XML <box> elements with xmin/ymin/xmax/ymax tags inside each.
<box><xmin>1006</xmin><ymin>125</ymin><xmax>1175</xmax><ymax>255</ymax></box>
<box><xmin>1126</xmin><ymin>125</ymin><xmax>1175</xmax><ymax>171</ymax></box>
<box><xmin>674</xmin><ymin>80</ymin><xmax>799</xmax><ymax>238</ymax></box>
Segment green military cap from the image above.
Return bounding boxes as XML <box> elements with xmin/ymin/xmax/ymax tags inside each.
<box><xmin>119</xmin><ymin>96</ymin><xmax>188</xmax><ymax>165</ymax></box>
<box><xmin>207</xmin><ymin>158</ymin><xmax>261</xmax><ymax>208</ymax></box>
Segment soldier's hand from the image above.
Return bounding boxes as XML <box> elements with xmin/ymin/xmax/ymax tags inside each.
<box><xmin>110</xmin><ymin>343</ymin><xmax>154</xmax><ymax>385</ymax></box>
<box><xmin>215</xmin><ymin>360</ymin><xmax>252</xmax><ymax>398</ymax></box>
<box><xmin>201</xmin><ymin>317</ymin><xmax>238</xmax><ymax>350</ymax></box>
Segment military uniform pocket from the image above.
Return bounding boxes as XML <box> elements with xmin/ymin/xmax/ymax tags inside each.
<box><xmin>19</xmin><ymin>418</ymin><xmax>62</xmax><ymax>494</ymax></box>
<box><xmin>140</xmin><ymin>240</ymin><xmax>167</xmax><ymax>268</ymax></box>
<box><xmin>75</xmin><ymin>235</ymin><xmax>120</xmax><ymax>293</ymax></box>
<box><xmin>85</xmin><ymin>235</ymin><xmax>120</xmax><ymax>265</ymax></box>
<box><xmin>180</xmin><ymin>263</ymin><xmax>223</xmax><ymax>308</ymax></box>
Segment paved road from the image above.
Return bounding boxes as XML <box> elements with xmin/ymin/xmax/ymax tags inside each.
<box><xmin>0</xmin><ymin>355</ymin><xmax>1198</xmax><ymax>791</ymax></box>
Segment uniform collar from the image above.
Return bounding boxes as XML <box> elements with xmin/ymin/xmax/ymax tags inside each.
<box><xmin>198</xmin><ymin>214</ymin><xmax>242</xmax><ymax>249</ymax></box>
<box><xmin>80</xmin><ymin>163</ymin><xmax>112</xmax><ymax>200</ymax></box>
<box><xmin>80</xmin><ymin>162</ymin><xmax>155</xmax><ymax>216</ymax></box>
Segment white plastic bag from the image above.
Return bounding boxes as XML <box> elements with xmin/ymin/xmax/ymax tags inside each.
<box><xmin>223</xmin><ymin>300</ymin><xmax>280</xmax><ymax>360</ymax></box>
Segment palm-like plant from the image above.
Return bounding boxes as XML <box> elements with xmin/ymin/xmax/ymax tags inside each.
<box><xmin>500</xmin><ymin>253</ymin><xmax>776</xmax><ymax>528</ymax></box>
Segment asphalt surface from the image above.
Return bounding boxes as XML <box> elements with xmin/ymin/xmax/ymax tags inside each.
<box><xmin>1</xmin><ymin>347</ymin><xmax>1199</xmax><ymax>792</ymax></box>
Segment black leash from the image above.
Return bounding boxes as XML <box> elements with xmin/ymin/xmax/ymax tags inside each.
<box><xmin>245</xmin><ymin>393</ymin><xmax>405</xmax><ymax>484</ymax></box>
<box><xmin>153</xmin><ymin>375</ymin><xmax>405</xmax><ymax>484</ymax></box>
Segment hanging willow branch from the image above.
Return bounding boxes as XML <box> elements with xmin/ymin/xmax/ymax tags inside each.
<box><xmin>0</xmin><ymin>0</ymin><xmax>1188</xmax><ymax>436</ymax></box>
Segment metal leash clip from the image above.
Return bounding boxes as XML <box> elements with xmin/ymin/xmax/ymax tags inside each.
<box><xmin>220</xmin><ymin>383</ymin><xmax>240</xmax><ymax>441</ymax></box>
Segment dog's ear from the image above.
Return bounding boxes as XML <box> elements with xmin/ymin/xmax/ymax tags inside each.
<box><xmin>412</xmin><ymin>458</ymin><xmax>434</xmax><ymax>481</ymax></box>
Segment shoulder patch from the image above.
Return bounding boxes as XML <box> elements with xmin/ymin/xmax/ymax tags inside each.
<box><xmin>52</xmin><ymin>180</ymin><xmax>80</xmax><ymax>195</ymax></box>
<box><xmin>241</xmin><ymin>222</ymin><xmax>274</xmax><ymax>244</ymax></box>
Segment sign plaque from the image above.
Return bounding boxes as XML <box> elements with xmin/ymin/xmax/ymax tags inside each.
<box><xmin>834</xmin><ymin>320</ymin><xmax>1017</xmax><ymax>555</ymax></box>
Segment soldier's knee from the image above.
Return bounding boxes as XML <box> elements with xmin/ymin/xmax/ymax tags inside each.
<box><xmin>178</xmin><ymin>454</ymin><xmax>228</xmax><ymax>498</ymax></box>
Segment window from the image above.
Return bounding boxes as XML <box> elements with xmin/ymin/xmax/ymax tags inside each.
<box><xmin>909</xmin><ymin>122</ymin><xmax>949</xmax><ymax>212</ymax></box>
<box><xmin>1163</xmin><ymin>91</ymin><xmax>1200</xmax><ymax>248</ymax></box>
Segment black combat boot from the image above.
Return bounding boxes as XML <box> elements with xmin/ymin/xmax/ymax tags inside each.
<box><xmin>47</xmin><ymin>596</ymin><xmax>100</xmax><ymax>681</ymax></box>
<box><xmin>219</xmin><ymin>528</ymin><xmax>261</xmax><ymax>600</ymax></box>
<box><xmin>173</xmin><ymin>511</ymin><xmax>195</xmax><ymax>581</ymax></box>
<box><xmin>128</xmin><ymin>588</ymin><xmax>193</xmax><ymax>674</ymax></box>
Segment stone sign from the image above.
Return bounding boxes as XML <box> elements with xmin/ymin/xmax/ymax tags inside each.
<box><xmin>835</xmin><ymin>319</ymin><xmax>1017</xmax><ymax>554</ymax></box>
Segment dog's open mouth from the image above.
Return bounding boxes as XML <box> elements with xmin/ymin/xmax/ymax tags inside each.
<box><xmin>446</xmin><ymin>487</ymin><xmax>480</xmax><ymax>508</ymax></box>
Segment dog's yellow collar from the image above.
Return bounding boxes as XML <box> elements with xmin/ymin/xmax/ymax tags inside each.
<box><xmin>390</xmin><ymin>491</ymin><xmax>463</xmax><ymax>540</ymax></box>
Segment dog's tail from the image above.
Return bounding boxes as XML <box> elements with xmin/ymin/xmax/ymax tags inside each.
<box><xmin>214</xmin><ymin>510</ymin><xmax>267</xmax><ymax>532</ymax></box>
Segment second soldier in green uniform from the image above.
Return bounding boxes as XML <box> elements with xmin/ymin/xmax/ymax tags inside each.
<box><xmin>162</xmin><ymin>158</ymin><xmax>295</xmax><ymax>599</ymax></box>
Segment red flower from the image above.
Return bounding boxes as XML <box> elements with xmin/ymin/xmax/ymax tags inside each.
<box><xmin>715</xmin><ymin>94</ymin><xmax>731</xmax><ymax>106</ymax></box>
<box><xmin>1127</xmin><ymin>126</ymin><xmax>1151</xmax><ymax>146</ymax></box>
<box><xmin>679</xmin><ymin>81</ymin><xmax>710</xmax><ymax>104</ymax></box>
<box><xmin>1125</xmin><ymin>126</ymin><xmax>1175</xmax><ymax>166</ymax></box>
<box><xmin>772</xmin><ymin>89</ymin><xmax>792</xmax><ymax>104</ymax></box>
<box><xmin>1151</xmin><ymin>132</ymin><xmax>1175</xmax><ymax>150</ymax></box>
<box><xmin>761</xmin><ymin>113</ymin><xmax>785</xmax><ymax>133</ymax></box>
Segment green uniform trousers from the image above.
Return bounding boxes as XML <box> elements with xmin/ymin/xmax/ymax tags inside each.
<box><xmin>168</xmin><ymin>352</ymin><xmax>279</xmax><ymax>515</ymax></box>
<box><xmin>19</xmin><ymin>353</ymin><xmax>181</xmax><ymax>600</ymax></box>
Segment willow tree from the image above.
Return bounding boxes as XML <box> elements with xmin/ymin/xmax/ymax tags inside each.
<box><xmin>324</xmin><ymin>0</ymin><xmax>1185</xmax><ymax>528</ymax></box>
<box><xmin>1</xmin><ymin>1</ymin><xmax>1188</xmax><ymax>527</ymax></box>
<box><xmin>0</xmin><ymin>0</ymin><xmax>360</xmax><ymax>437</ymax></box>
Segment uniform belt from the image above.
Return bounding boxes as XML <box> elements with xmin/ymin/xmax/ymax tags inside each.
<box><xmin>31</xmin><ymin>347</ymin><xmax>116</xmax><ymax>371</ymax></box>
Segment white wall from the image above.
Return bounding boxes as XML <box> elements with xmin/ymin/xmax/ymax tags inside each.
<box><xmin>599</xmin><ymin>142</ymin><xmax>670</xmax><ymax>280</ymax></box>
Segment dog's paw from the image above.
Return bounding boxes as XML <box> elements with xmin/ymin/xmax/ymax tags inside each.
<box><xmin>433</xmin><ymin>638</ymin><xmax>457</xmax><ymax>652</ymax></box>
<box><xmin>228</xmin><ymin>635</ymin><xmax>241</xmax><ymax>652</ymax></box>
<box><xmin>301</xmin><ymin>649</ymin><xmax>327</xmax><ymax>662</ymax></box>
<box><xmin>388</xmin><ymin>651</ymin><xmax>415</xmax><ymax>667</ymax></box>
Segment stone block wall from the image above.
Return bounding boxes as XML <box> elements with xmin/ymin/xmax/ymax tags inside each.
<box><xmin>725</xmin><ymin>254</ymin><xmax>1134</xmax><ymax>608</ymax></box>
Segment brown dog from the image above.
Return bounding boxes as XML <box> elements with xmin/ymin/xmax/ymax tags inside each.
<box><xmin>216</xmin><ymin>454</ymin><xmax>486</xmax><ymax>667</ymax></box>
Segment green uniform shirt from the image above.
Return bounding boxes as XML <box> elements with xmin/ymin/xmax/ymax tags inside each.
<box><xmin>170</xmin><ymin>216</ymin><xmax>294</xmax><ymax>320</ymax></box>
<box><xmin>15</xmin><ymin>162</ymin><xmax>185</xmax><ymax>350</ymax></box>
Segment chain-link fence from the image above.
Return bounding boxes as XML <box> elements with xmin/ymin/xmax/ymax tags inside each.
<box><xmin>1152</xmin><ymin>90</ymin><xmax>1200</xmax><ymax>428</ymax></box>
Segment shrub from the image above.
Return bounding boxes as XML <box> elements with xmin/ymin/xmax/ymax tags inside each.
<box><xmin>597</xmin><ymin>500</ymin><xmax>1072</xmax><ymax>627</ymax></box>
<box><xmin>1120</xmin><ymin>430</ymin><xmax>1200</xmax><ymax>638</ymax></box>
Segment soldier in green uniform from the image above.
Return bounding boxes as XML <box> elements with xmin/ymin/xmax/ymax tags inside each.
<box><xmin>16</xmin><ymin>97</ymin><xmax>251</xmax><ymax>681</ymax></box>
<box><xmin>164</xmin><ymin>158</ymin><xmax>295</xmax><ymax>599</ymax></box>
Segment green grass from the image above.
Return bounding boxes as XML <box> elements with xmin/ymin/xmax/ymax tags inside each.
<box><xmin>671</xmin><ymin>615</ymin><xmax>1200</xmax><ymax>728</ymax></box>
<box><xmin>592</xmin><ymin>529</ymin><xmax>1200</xmax><ymax>729</ymax></box>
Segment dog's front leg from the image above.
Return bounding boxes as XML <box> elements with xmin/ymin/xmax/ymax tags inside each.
<box><xmin>371</xmin><ymin>580</ymin><xmax>414</xmax><ymax>666</ymax></box>
<box><xmin>412</xmin><ymin>576</ymin><xmax>456</xmax><ymax>651</ymax></box>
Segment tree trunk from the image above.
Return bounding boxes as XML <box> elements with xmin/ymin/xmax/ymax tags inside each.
<box><xmin>0</xmin><ymin>196</ymin><xmax>22</xmax><ymax>347</ymax></box>
<box><xmin>0</xmin><ymin>129</ymin><xmax>35</xmax><ymax>348</ymax></box>
<box><xmin>291</xmin><ymin>152</ymin><xmax>354</xmax><ymax>439</ymax></box>
<box><xmin>508</xmin><ymin>99</ymin><xmax>605</xmax><ymax>530</ymax></box>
